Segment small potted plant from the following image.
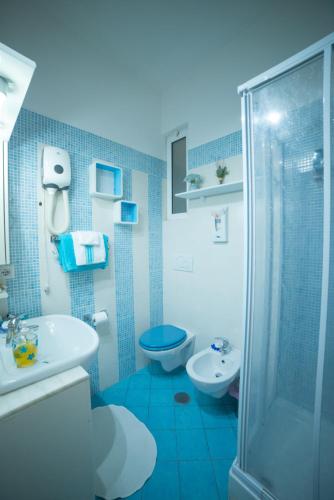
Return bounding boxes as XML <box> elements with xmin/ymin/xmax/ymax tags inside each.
<box><xmin>216</xmin><ymin>162</ymin><xmax>229</xmax><ymax>184</ymax></box>
<box><xmin>184</xmin><ymin>173</ymin><xmax>202</xmax><ymax>190</ymax></box>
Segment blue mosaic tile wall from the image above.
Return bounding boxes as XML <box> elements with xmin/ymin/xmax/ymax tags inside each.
<box><xmin>7</xmin><ymin>108</ymin><xmax>242</xmax><ymax>393</ymax></box>
<box><xmin>7</xmin><ymin>133</ymin><xmax>42</xmax><ymax>318</ymax></box>
<box><xmin>277</xmin><ymin>99</ymin><xmax>323</xmax><ymax>410</ymax></box>
<box><xmin>148</xmin><ymin>174</ymin><xmax>163</xmax><ymax>328</ymax></box>
<box><xmin>114</xmin><ymin>168</ymin><xmax>136</xmax><ymax>379</ymax></box>
<box><xmin>188</xmin><ymin>130</ymin><xmax>242</xmax><ymax>169</ymax></box>
<box><xmin>7</xmin><ymin>108</ymin><xmax>165</xmax><ymax>393</ymax></box>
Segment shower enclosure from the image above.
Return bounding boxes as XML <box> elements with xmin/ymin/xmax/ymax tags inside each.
<box><xmin>229</xmin><ymin>33</ymin><xmax>334</xmax><ymax>500</ymax></box>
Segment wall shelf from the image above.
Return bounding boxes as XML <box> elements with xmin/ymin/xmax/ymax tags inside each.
<box><xmin>114</xmin><ymin>200</ymin><xmax>139</xmax><ymax>225</ymax></box>
<box><xmin>89</xmin><ymin>160</ymin><xmax>123</xmax><ymax>200</ymax></box>
<box><xmin>175</xmin><ymin>180</ymin><xmax>243</xmax><ymax>200</ymax></box>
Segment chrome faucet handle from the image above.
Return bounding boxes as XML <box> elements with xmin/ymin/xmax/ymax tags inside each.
<box><xmin>6</xmin><ymin>315</ymin><xmax>22</xmax><ymax>346</ymax></box>
<box><xmin>8</xmin><ymin>315</ymin><xmax>22</xmax><ymax>328</ymax></box>
<box><xmin>211</xmin><ymin>337</ymin><xmax>231</xmax><ymax>354</ymax></box>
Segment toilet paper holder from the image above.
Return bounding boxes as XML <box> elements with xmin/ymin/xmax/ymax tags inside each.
<box><xmin>84</xmin><ymin>309</ymin><xmax>108</xmax><ymax>327</ymax></box>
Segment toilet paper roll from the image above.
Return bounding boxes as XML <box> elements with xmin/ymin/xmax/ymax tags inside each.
<box><xmin>92</xmin><ymin>310</ymin><xmax>108</xmax><ymax>327</ymax></box>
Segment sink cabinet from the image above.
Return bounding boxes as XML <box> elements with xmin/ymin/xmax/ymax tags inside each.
<box><xmin>0</xmin><ymin>367</ymin><xmax>94</xmax><ymax>500</ymax></box>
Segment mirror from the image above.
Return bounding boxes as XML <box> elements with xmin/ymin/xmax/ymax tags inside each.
<box><xmin>0</xmin><ymin>141</ymin><xmax>8</xmax><ymax>264</ymax></box>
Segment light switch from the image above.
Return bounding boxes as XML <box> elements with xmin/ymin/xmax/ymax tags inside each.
<box><xmin>174</xmin><ymin>254</ymin><xmax>193</xmax><ymax>272</ymax></box>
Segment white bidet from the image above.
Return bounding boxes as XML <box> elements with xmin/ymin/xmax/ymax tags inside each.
<box><xmin>186</xmin><ymin>346</ymin><xmax>241</xmax><ymax>398</ymax></box>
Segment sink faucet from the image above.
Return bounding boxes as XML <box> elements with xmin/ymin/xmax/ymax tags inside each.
<box><xmin>6</xmin><ymin>315</ymin><xmax>22</xmax><ymax>347</ymax></box>
<box><xmin>211</xmin><ymin>337</ymin><xmax>231</xmax><ymax>355</ymax></box>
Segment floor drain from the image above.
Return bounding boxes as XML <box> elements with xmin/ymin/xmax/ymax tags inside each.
<box><xmin>174</xmin><ymin>392</ymin><xmax>191</xmax><ymax>404</ymax></box>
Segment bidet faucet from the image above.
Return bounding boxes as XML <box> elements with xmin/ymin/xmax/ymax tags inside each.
<box><xmin>6</xmin><ymin>315</ymin><xmax>22</xmax><ymax>347</ymax></box>
<box><xmin>211</xmin><ymin>337</ymin><xmax>231</xmax><ymax>355</ymax></box>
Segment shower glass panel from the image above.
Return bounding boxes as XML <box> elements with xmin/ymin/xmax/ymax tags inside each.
<box><xmin>244</xmin><ymin>55</ymin><xmax>324</xmax><ymax>500</ymax></box>
<box><xmin>318</xmin><ymin>47</ymin><xmax>334</xmax><ymax>500</ymax></box>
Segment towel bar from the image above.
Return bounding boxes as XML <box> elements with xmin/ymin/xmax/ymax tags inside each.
<box><xmin>50</xmin><ymin>234</ymin><xmax>110</xmax><ymax>249</ymax></box>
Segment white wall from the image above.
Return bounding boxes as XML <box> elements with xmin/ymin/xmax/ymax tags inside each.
<box><xmin>4</xmin><ymin>0</ymin><xmax>334</xmax><ymax>372</ymax></box>
<box><xmin>163</xmin><ymin>157</ymin><xmax>244</xmax><ymax>351</ymax></box>
<box><xmin>37</xmin><ymin>161</ymin><xmax>152</xmax><ymax>389</ymax></box>
<box><xmin>92</xmin><ymin>170</ymin><xmax>152</xmax><ymax>388</ymax></box>
<box><xmin>161</xmin><ymin>11</ymin><xmax>334</xmax><ymax>354</ymax></box>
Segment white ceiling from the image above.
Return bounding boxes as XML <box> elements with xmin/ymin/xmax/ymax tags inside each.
<box><xmin>2</xmin><ymin>0</ymin><xmax>330</xmax><ymax>93</ymax></box>
<box><xmin>0</xmin><ymin>0</ymin><xmax>333</xmax><ymax>156</ymax></box>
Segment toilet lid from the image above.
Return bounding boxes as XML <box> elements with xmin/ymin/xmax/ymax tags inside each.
<box><xmin>139</xmin><ymin>325</ymin><xmax>187</xmax><ymax>351</ymax></box>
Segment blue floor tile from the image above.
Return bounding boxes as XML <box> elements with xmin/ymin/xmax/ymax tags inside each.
<box><xmin>125</xmin><ymin>489</ymin><xmax>142</xmax><ymax>499</ymax></box>
<box><xmin>148</xmin><ymin>361</ymin><xmax>166</xmax><ymax>375</ymax></box>
<box><xmin>142</xmin><ymin>460</ymin><xmax>179</xmax><ymax>500</ymax></box>
<box><xmin>137</xmin><ymin>365</ymin><xmax>151</xmax><ymax>376</ymax></box>
<box><xmin>114</xmin><ymin>377</ymin><xmax>131</xmax><ymax>391</ymax></box>
<box><xmin>128</xmin><ymin>373</ymin><xmax>151</xmax><ymax>389</ymax></box>
<box><xmin>173</xmin><ymin>386</ymin><xmax>198</xmax><ymax>406</ymax></box>
<box><xmin>150</xmin><ymin>389</ymin><xmax>175</xmax><ymax>406</ymax></box>
<box><xmin>91</xmin><ymin>393</ymin><xmax>106</xmax><ymax>409</ymax></box>
<box><xmin>221</xmin><ymin>393</ymin><xmax>238</xmax><ymax>407</ymax></box>
<box><xmin>93</xmin><ymin>367</ymin><xmax>237</xmax><ymax>499</ymax></box>
<box><xmin>126</xmin><ymin>405</ymin><xmax>149</xmax><ymax>424</ymax></box>
<box><xmin>229</xmin><ymin>409</ymin><xmax>238</xmax><ymax>429</ymax></box>
<box><xmin>176</xmin><ymin>428</ymin><xmax>210</xmax><ymax>460</ymax></box>
<box><xmin>179</xmin><ymin>460</ymin><xmax>219</xmax><ymax>500</ymax></box>
<box><xmin>151</xmin><ymin>373</ymin><xmax>173</xmax><ymax>389</ymax></box>
<box><xmin>174</xmin><ymin>405</ymin><xmax>202</xmax><ymax>429</ymax></box>
<box><xmin>171</xmin><ymin>368</ymin><xmax>193</xmax><ymax>387</ymax></box>
<box><xmin>170</xmin><ymin>366</ymin><xmax>185</xmax><ymax>377</ymax></box>
<box><xmin>205</xmin><ymin>427</ymin><xmax>237</xmax><ymax>459</ymax></box>
<box><xmin>200</xmin><ymin>405</ymin><xmax>234</xmax><ymax>428</ymax></box>
<box><xmin>194</xmin><ymin>390</ymin><xmax>225</xmax><ymax>406</ymax></box>
<box><xmin>148</xmin><ymin>406</ymin><xmax>175</xmax><ymax>430</ymax></box>
<box><xmin>152</xmin><ymin>430</ymin><xmax>178</xmax><ymax>460</ymax></box>
<box><xmin>126</xmin><ymin>388</ymin><xmax>150</xmax><ymax>406</ymax></box>
<box><xmin>99</xmin><ymin>386</ymin><xmax>127</xmax><ymax>405</ymax></box>
<box><xmin>212</xmin><ymin>459</ymin><xmax>233</xmax><ymax>500</ymax></box>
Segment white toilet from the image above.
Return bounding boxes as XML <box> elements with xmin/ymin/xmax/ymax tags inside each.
<box><xmin>186</xmin><ymin>340</ymin><xmax>240</xmax><ymax>398</ymax></box>
<box><xmin>139</xmin><ymin>324</ymin><xmax>195</xmax><ymax>372</ymax></box>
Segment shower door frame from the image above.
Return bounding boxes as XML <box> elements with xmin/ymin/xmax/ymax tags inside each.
<box><xmin>231</xmin><ymin>32</ymin><xmax>334</xmax><ymax>500</ymax></box>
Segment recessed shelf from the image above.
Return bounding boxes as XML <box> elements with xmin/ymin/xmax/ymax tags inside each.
<box><xmin>175</xmin><ymin>180</ymin><xmax>243</xmax><ymax>200</ymax></box>
<box><xmin>90</xmin><ymin>160</ymin><xmax>123</xmax><ymax>200</ymax></box>
<box><xmin>114</xmin><ymin>200</ymin><xmax>139</xmax><ymax>225</ymax></box>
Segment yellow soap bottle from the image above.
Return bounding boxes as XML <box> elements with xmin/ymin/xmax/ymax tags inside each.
<box><xmin>12</xmin><ymin>329</ymin><xmax>38</xmax><ymax>368</ymax></box>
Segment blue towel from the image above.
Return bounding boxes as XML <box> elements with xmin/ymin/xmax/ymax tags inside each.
<box><xmin>56</xmin><ymin>233</ymin><xmax>109</xmax><ymax>272</ymax></box>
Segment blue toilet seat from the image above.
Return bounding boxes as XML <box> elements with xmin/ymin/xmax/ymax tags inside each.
<box><xmin>139</xmin><ymin>325</ymin><xmax>187</xmax><ymax>351</ymax></box>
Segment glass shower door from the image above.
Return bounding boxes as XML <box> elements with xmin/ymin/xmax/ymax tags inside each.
<box><xmin>318</xmin><ymin>46</ymin><xmax>334</xmax><ymax>500</ymax></box>
<box><xmin>243</xmin><ymin>55</ymin><xmax>324</xmax><ymax>500</ymax></box>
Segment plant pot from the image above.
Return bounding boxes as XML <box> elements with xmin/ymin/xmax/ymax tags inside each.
<box><xmin>217</xmin><ymin>177</ymin><xmax>226</xmax><ymax>185</ymax></box>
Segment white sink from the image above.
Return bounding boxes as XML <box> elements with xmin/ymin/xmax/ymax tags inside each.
<box><xmin>0</xmin><ymin>314</ymin><xmax>99</xmax><ymax>395</ymax></box>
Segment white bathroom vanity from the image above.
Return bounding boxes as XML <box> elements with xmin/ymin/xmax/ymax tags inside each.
<box><xmin>0</xmin><ymin>367</ymin><xmax>94</xmax><ymax>500</ymax></box>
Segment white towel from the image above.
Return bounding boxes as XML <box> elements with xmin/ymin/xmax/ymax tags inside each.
<box><xmin>75</xmin><ymin>231</ymin><xmax>100</xmax><ymax>246</ymax></box>
<box><xmin>71</xmin><ymin>231</ymin><xmax>106</xmax><ymax>266</ymax></box>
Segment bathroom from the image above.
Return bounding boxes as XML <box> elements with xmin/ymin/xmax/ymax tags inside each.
<box><xmin>0</xmin><ymin>1</ymin><xmax>333</xmax><ymax>499</ymax></box>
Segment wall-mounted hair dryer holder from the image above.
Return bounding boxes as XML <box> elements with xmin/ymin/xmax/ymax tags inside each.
<box><xmin>42</xmin><ymin>146</ymin><xmax>71</xmax><ymax>235</ymax></box>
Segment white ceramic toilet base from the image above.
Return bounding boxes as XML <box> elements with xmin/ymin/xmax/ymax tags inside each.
<box><xmin>92</xmin><ymin>405</ymin><xmax>157</xmax><ymax>499</ymax></box>
<box><xmin>140</xmin><ymin>330</ymin><xmax>195</xmax><ymax>372</ymax></box>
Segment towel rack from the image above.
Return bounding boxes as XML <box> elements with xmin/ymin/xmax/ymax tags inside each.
<box><xmin>50</xmin><ymin>234</ymin><xmax>110</xmax><ymax>249</ymax></box>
